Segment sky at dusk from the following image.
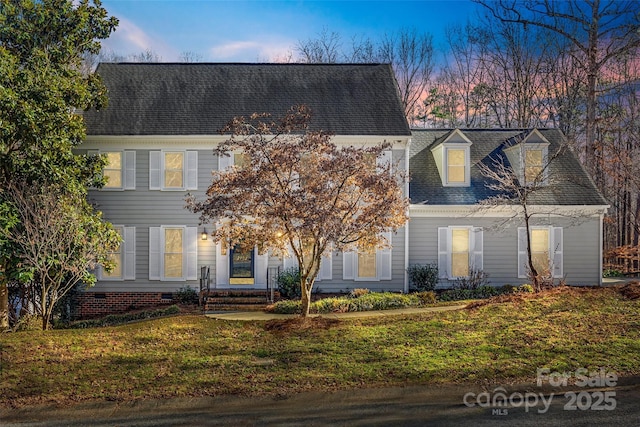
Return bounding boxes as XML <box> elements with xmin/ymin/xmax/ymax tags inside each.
<box><xmin>100</xmin><ymin>0</ymin><xmax>480</xmax><ymax>62</ymax></box>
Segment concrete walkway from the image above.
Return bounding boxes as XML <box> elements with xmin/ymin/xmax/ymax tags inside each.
<box><xmin>206</xmin><ymin>304</ymin><xmax>467</xmax><ymax>321</ymax></box>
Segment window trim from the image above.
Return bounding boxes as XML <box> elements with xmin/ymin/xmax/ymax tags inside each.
<box><xmin>443</xmin><ymin>145</ymin><xmax>471</xmax><ymax>187</ymax></box>
<box><xmin>163</xmin><ymin>151</ymin><xmax>185</xmax><ymax>190</ymax></box>
<box><xmin>102</xmin><ymin>151</ymin><xmax>124</xmax><ymax>190</ymax></box>
<box><xmin>99</xmin><ymin>226</ymin><xmax>135</xmax><ymax>281</ymax></box>
<box><xmin>517</xmin><ymin>226</ymin><xmax>563</xmax><ymax>279</ymax></box>
<box><xmin>445</xmin><ymin>147</ymin><xmax>469</xmax><ymax>186</ymax></box>
<box><xmin>88</xmin><ymin>150</ymin><xmax>136</xmax><ymax>191</ymax></box>
<box><xmin>149</xmin><ymin>150</ymin><xmax>198</xmax><ymax>191</ymax></box>
<box><xmin>149</xmin><ymin>225</ymin><xmax>197</xmax><ymax>282</ymax></box>
<box><xmin>343</xmin><ymin>232</ymin><xmax>393</xmax><ymax>282</ymax></box>
<box><xmin>101</xmin><ymin>226</ymin><xmax>124</xmax><ymax>281</ymax></box>
<box><xmin>438</xmin><ymin>226</ymin><xmax>483</xmax><ymax>280</ymax></box>
<box><xmin>355</xmin><ymin>251</ymin><xmax>378</xmax><ymax>281</ymax></box>
<box><xmin>522</xmin><ymin>145</ymin><xmax>548</xmax><ymax>186</ymax></box>
<box><xmin>162</xmin><ymin>226</ymin><xmax>186</xmax><ymax>281</ymax></box>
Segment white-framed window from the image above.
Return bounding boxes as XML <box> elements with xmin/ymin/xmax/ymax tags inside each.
<box><xmin>164</xmin><ymin>227</ymin><xmax>184</xmax><ymax>279</ymax></box>
<box><xmin>103</xmin><ymin>152</ymin><xmax>123</xmax><ymax>189</ymax></box>
<box><xmin>518</xmin><ymin>226</ymin><xmax>563</xmax><ymax>278</ymax></box>
<box><xmin>446</xmin><ymin>148</ymin><xmax>467</xmax><ymax>185</ymax></box>
<box><xmin>430</xmin><ymin>130</ymin><xmax>472</xmax><ymax>187</ymax></box>
<box><xmin>438</xmin><ymin>226</ymin><xmax>483</xmax><ymax>279</ymax></box>
<box><xmin>283</xmin><ymin>248</ymin><xmax>333</xmax><ymax>281</ymax></box>
<box><xmin>149</xmin><ymin>150</ymin><xmax>198</xmax><ymax>191</ymax></box>
<box><xmin>524</xmin><ymin>147</ymin><xmax>545</xmax><ymax>184</ymax></box>
<box><xmin>218</xmin><ymin>152</ymin><xmax>248</xmax><ymax>171</ymax></box>
<box><xmin>343</xmin><ymin>232</ymin><xmax>393</xmax><ymax>281</ymax></box>
<box><xmin>88</xmin><ymin>150</ymin><xmax>136</xmax><ymax>190</ymax></box>
<box><xmin>99</xmin><ymin>226</ymin><xmax>136</xmax><ymax>281</ymax></box>
<box><xmin>149</xmin><ymin>226</ymin><xmax>198</xmax><ymax>281</ymax></box>
<box><xmin>164</xmin><ymin>152</ymin><xmax>184</xmax><ymax>189</ymax></box>
<box><xmin>504</xmin><ymin>141</ymin><xmax>549</xmax><ymax>187</ymax></box>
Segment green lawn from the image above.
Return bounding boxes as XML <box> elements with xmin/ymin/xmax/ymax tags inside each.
<box><xmin>1</xmin><ymin>286</ymin><xmax>639</xmax><ymax>407</ymax></box>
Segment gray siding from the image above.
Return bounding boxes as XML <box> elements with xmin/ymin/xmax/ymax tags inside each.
<box><xmin>312</xmin><ymin>226</ymin><xmax>406</xmax><ymax>294</ymax></box>
<box><xmin>84</xmin><ymin>147</ymin><xmax>409</xmax><ymax>294</ymax></box>
<box><xmin>409</xmin><ymin>215</ymin><xmax>602</xmax><ymax>287</ymax></box>
<box><xmin>86</xmin><ymin>149</ymin><xmax>216</xmax><ymax>292</ymax></box>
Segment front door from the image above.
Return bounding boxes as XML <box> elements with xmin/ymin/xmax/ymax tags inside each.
<box><xmin>229</xmin><ymin>246</ymin><xmax>255</xmax><ymax>285</ymax></box>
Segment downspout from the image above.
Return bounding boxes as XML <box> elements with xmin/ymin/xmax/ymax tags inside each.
<box><xmin>404</xmin><ymin>137</ymin><xmax>411</xmax><ymax>293</ymax></box>
<box><xmin>599</xmin><ymin>211</ymin><xmax>604</xmax><ymax>286</ymax></box>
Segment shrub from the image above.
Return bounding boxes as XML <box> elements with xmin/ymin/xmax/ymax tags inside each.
<box><xmin>267</xmin><ymin>299</ymin><xmax>302</xmax><ymax>314</ymax></box>
<box><xmin>314</xmin><ymin>297</ymin><xmax>351</xmax><ymax>313</ymax></box>
<box><xmin>603</xmin><ymin>268</ymin><xmax>623</xmax><ymax>278</ymax></box>
<box><xmin>438</xmin><ymin>286</ymin><xmax>500</xmax><ymax>302</ymax></box>
<box><xmin>499</xmin><ymin>284</ymin><xmax>517</xmax><ymax>294</ymax></box>
<box><xmin>269</xmin><ymin>292</ymin><xmax>423</xmax><ymax>314</ymax></box>
<box><xmin>414</xmin><ymin>291</ymin><xmax>437</xmax><ymax>305</ymax></box>
<box><xmin>68</xmin><ymin>305</ymin><xmax>180</xmax><ymax>329</ymax></box>
<box><xmin>519</xmin><ymin>284</ymin><xmax>534</xmax><ymax>293</ymax></box>
<box><xmin>344</xmin><ymin>293</ymin><xmax>420</xmax><ymax>311</ymax></box>
<box><xmin>452</xmin><ymin>268</ymin><xmax>490</xmax><ymax>290</ymax></box>
<box><xmin>13</xmin><ymin>314</ymin><xmax>42</xmax><ymax>331</ymax></box>
<box><xmin>277</xmin><ymin>268</ymin><xmax>302</xmax><ymax>300</ymax></box>
<box><xmin>349</xmin><ymin>288</ymin><xmax>370</xmax><ymax>298</ymax></box>
<box><xmin>174</xmin><ymin>287</ymin><xmax>199</xmax><ymax>304</ymax></box>
<box><xmin>407</xmin><ymin>263</ymin><xmax>439</xmax><ymax>292</ymax></box>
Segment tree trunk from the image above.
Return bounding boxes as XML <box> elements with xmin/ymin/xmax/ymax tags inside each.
<box><xmin>300</xmin><ymin>279</ymin><xmax>312</xmax><ymax>317</ymax></box>
<box><xmin>0</xmin><ymin>279</ymin><xmax>8</xmax><ymax>331</ymax></box>
<box><xmin>524</xmin><ymin>213</ymin><xmax>541</xmax><ymax>291</ymax></box>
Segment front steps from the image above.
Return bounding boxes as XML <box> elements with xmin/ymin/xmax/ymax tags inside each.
<box><xmin>202</xmin><ymin>290</ymin><xmax>280</xmax><ymax>312</ymax></box>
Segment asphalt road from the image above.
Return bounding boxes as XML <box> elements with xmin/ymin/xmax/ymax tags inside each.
<box><xmin>3</xmin><ymin>380</ymin><xmax>640</xmax><ymax>426</ymax></box>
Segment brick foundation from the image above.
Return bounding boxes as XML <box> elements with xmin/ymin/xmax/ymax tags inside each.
<box><xmin>76</xmin><ymin>292</ymin><xmax>175</xmax><ymax>319</ymax></box>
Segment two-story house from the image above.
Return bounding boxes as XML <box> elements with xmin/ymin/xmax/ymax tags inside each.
<box><xmin>78</xmin><ymin>63</ymin><xmax>608</xmax><ymax>317</ymax></box>
<box><xmin>78</xmin><ymin>63</ymin><xmax>412</xmax><ymax>316</ymax></box>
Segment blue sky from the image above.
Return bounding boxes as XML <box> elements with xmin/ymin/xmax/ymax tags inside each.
<box><xmin>101</xmin><ymin>1</ymin><xmax>479</xmax><ymax>62</ymax></box>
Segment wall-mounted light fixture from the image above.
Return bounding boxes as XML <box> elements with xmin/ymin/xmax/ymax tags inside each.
<box><xmin>201</xmin><ymin>228</ymin><xmax>208</xmax><ymax>240</ymax></box>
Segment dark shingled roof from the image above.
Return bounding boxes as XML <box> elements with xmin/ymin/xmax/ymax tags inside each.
<box><xmin>410</xmin><ymin>128</ymin><xmax>608</xmax><ymax>206</ymax></box>
<box><xmin>83</xmin><ymin>63</ymin><xmax>410</xmax><ymax>136</ymax></box>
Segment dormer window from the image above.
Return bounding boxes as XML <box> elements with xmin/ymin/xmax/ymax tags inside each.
<box><xmin>430</xmin><ymin>129</ymin><xmax>472</xmax><ymax>187</ymax></box>
<box><xmin>447</xmin><ymin>148</ymin><xmax>467</xmax><ymax>184</ymax></box>
<box><xmin>503</xmin><ymin>129</ymin><xmax>550</xmax><ymax>186</ymax></box>
<box><xmin>524</xmin><ymin>148</ymin><xmax>544</xmax><ymax>184</ymax></box>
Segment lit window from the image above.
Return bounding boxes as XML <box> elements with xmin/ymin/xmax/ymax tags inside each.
<box><xmin>447</xmin><ymin>149</ymin><xmax>466</xmax><ymax>183</ymax></box>
<box><xmin>164</xmin><ymin>228</ymin><xmax>183</xmax><ymax>278</ymax></box>
<box><xmin>103</xmin><ymin>152</ymin><xmax>122</xmax><ymax>188</ymax></box>
<box><xmin>524</xmin><ymin>149</ymin><xmax>543</xmax><ymax>183</ymax></box>
<box><xmin>530</xmin><ymin>228</ymin><xmax>550</xmax><ymax>273</ymax></box>
<box><xmin>357</xmin><ymin>252</ymin><xmax>377</xmax><ymax>278</ymax></box>
<box><xmin>451</xmin><ymin>228</ymin><xmax>470</xmax><ymax>277</ymax></box>
<box><xmin>234</xmin><ymin>153</ymin><xmax>248</xmax><ymax>168</ymax></box>
<box><xmin>164</xmin><ymin>152</ymin><xmax>184</xmax><ymax>188</ymax></box>
<box><xmin>103</xmin><ymin>227</ymin><xmax>123</xmax><ymax>279</ymax></box>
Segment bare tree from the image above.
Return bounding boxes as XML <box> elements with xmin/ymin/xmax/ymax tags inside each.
<box><xmin>296</xmin><ymin>27</ymin><xmax>342</xmax><ymax>63</ymax></box>
<box><xmin>477</xmin><ymin>139</ymin><xmax>568</xmax><ymax>291</ymax></box>
<box><xmin>439</xmin><ymin>22</ymin><xmax>491</xmax><ymax>127</ymax></box>
<box><xmin>378</xmin><ymin>28</ymin><xmax>435</xmax><ymax>122</ymax></box>
<box><xmin>474</xmin><ymin>0</ymin><xmax>640</xmax><ymax>174</ymax></box>
<box><xmin>295</xmin><ymin>28</ymin><xmax>435</xmax><ymax>123</ymax></box>
<box><xmin>188</xmin><ymin>106</ymin><xmax>408</xmax><ymax>316</ymax></box>
<box><xmin>179</xmin><ymin>51</ymin><xmax>204</xmax><ymax>62</ymax></box>
<box><xmin>1</xmin><ymin>183</ymin><xmax>120</xmax><ymax>330</ymax></box>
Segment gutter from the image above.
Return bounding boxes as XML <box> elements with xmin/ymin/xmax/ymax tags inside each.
<box><xmin>404</xmin><ymin>138</ymin><xmax>411</xmax><ymax>293</ymax></box>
